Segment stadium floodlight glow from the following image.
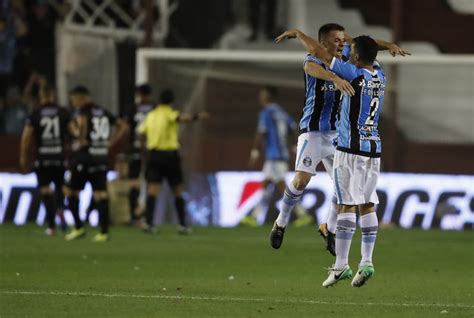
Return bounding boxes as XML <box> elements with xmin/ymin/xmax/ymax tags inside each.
<box><xmin>135</xmin><ymin>48</ymin><xmax>474</xmax><ymax>84</ymax></box>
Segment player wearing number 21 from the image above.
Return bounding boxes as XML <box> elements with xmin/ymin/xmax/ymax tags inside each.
<box><xmin>63</xmin><ymin>86</ymin><xmax>129</xmax><ymax>242</ymax></box>
<box><xmin>20</xmin><ymin>85</ymin><xmax>70</xmax><ymax>236</ymax></box>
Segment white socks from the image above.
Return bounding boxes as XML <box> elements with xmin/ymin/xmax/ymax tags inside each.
<box><xmin>360</xmin><ymin>212</ymin><xmax>378</xmax><ymax>266</ymax></box>
<box><xmin>335</xmin><ymin>213</ymin><xmax>356</xmax><ymax>269</ymax></box>
<box><xmin>275</xmin><ymin>182</ymin><xmax>303</xmax><ymax>227</ymax></box>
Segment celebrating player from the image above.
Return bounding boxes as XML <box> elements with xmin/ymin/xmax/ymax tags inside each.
<box><xmin>64</xmin><ymin>86</ymin><xmax>129</xmax><ymax>242</ymax></box>
<box><xmin>123</xmin><ymin>84</ymin><xmax>155</xmax><ymax>223</ymax></box>
<box><xmin>139</xmin><ymin>89</ymin><xmax>208</xmax><ymax>234</ymax></box>
<box><xmin>279</xmin><ymin>29</ymin><xmax>397</xmax><ymax>287</ymax></box>
<box><xmin>243</xmin><ymin>86</ymin><xmax>310</xmax><ymax>227</ymax></box>
<box><xmin>271</xmin><ymin>24</ymin><xmax>409</xmax><ymax>255</ymax></box>
<box><xmin>19</xmin><ymin>85</ymin><xmax>70</xmax><ymax>236</ymax></box>
<box><xmin>269</xmin><ymin>24</ymin><xmax>355</xmax><ymax>252</ymax></box>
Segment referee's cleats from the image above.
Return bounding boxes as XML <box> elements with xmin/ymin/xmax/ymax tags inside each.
<box><xmin>65</xmin><ymin>227</ymin><xmax>86</xmax><ymax>241</ymax></box>
<box><xmin>270</xmin><ymin>222</ymin><xmax>286</xmax><ymax>249</ymax></box>
<box><xmin>318</xmin><ymin>223</ymin><xmax>336</xmax><ymax>256</ymax></box>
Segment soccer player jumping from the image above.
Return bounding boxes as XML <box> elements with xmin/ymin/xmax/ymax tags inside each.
<box><xmin>271</xmin><ymin>24</ymin><xmax>409</xmax><ymax>256</ymax></box>
<box><xmin>276</xmin><ymin>28</ymin><xmax>408</xmax><ymax>287</ymax></box>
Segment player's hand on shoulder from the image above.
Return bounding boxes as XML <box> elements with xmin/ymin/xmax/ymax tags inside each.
<box><xmin>333</xmin><ymin>77</ymin><xmax>355</xmax><ymax>96</ymax></box>
<box><xmin>275</xmin><ymin>29</ymin><xmax>300</xmax><ymax>43</ymax></box>
<box><xmin>388</xmin><ymin>43</ymin><xmax>411</xmax><ymax>57</ymax></box>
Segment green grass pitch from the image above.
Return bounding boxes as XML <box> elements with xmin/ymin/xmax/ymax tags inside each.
<box><xmin>0</xmin><ymin>224</ymin><xmax>473</xmax><ymax>317</ymax></box>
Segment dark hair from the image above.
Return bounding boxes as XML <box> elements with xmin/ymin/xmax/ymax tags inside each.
<box><xmin>135</xmin><ymin>84</ymin><xmax>152</xmax><ymax>96</ymax></box>
<box><xmin>353</xmin><ymin>35</ymin><xmax>378</xmax><ymax>65</ymax></box>
<box><xmin>318</xmin><ymin>23</ymin><xmax>345</xmax><ymax>41</ymax></box>
<box><xmin>160</xmin><ymin>89</ymin><xmax>175</xmax><ymax>104</ymax></box>
<box><xmin>69</xmin><ymin>85</ymin><xmax>90</xmax><ymax>96</ymax></box>
<box><xmin>263</xmin><ymin>86</ymin><xmax>278</xmax><ymax>100</ymax></box>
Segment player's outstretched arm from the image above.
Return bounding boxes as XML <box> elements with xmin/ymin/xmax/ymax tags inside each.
<box><xmin>305</xmin><ymin>62</ymin><xmax>355</xmax><ymax>96</ymax></box>
<box><xmin>19</xmin><ymin>125</ymin><xmax>34</xmax><ymax>172</ymax></box>
<box><xmin>275</xmin><ymin>29</ymin><xmax>332</xmax><ymax>65</ymax></box>
<box><xmin>344</xmin><ymin>32</ymin><xmax>410</xmax><ymax>57</ymax></box>
<box><xmin>177</xmin><ymin>111</ymin><xmax>210</xmax><ymax>123</ymax></box>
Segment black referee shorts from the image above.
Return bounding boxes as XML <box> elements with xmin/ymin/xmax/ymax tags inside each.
<box><xmin>145</xmin><ymin>150</ymin><xmax>183</xmax><ymax>188</ymax></box>
<box><xmin>65</xmin><ymin>163</ymin><xmax>108</xmax><ymax>191</ymax></box>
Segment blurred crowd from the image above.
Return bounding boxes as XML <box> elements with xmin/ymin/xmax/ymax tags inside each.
<box><xmin>0</xmin><ymin>0</ymin><xmax>151</xmax><ymax>135</ymax></box>
<box><xmin>0</xmin><ymin>0</ymin><xmax>68</xmax><ymax>134</ymax></box>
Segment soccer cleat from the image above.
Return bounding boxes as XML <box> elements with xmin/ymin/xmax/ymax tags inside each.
<box><xmin>269</xmin><ymin>222</ymin><xmax>286</xmax><ymax>249</ymax></box>
<box><xmin>322</xmin><ymin>264</ymin><xmax>352</xmax><ymax>288</ymax></box>
<box><xmin>240</xmin><ymin>215</ymin><xmax>258</xmax><ymax>227</ymax></box>
<box><xmin>177</xmin><ymin>225</ymin><xmax>192</xmax><ymax>235</ymax></box>
<box><xmin>142</xmin><ymin>223</ymin><xmax>157</xmax><ymax>234</ymax></box>
<box><xmin>351</xmin><ymin>264</ymin><xmax>375</xmax><ymax>288</ymax></box>
<box><xmin>318</xmin><ymin>224</ymin><xmax>336</xmax><ymax>256</ymax></box>
<box><xmin>92</xmin><ymin>233</ymin><xmax>109</xmax><ymax>243</ymax></box>
<box><xmin>45</xmin><ymin>228</ymin><xmax>56</xmax><ymax>236</ymax></box>
<box><xmin>293</xmin><ymin>213</ymin><xmax>313</xmax><ymax>227</ymax></box>
<box><xmin>64</xmin><ymin>227</ymin><xmax>86</xmax><ymax>241</ymax></box>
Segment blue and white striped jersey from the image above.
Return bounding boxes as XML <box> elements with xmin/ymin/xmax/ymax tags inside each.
<box><xmin>329</xmin><ymin>57</ymin><xmax>386</xmax><ymax>157</ymax></box>
<box><xmin>258</xmin><ymin>104</ymin><xmax>296</xmax><ymax>161</ymax></box>
<box><xmin>299</xmin><ymin>44</ymin><xmax>351</xmax><ymax>133</ymax></box>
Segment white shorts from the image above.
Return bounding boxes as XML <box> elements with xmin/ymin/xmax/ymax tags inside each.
<box><xmin>263</xmin><ymin>160</ymin><xmax>288</xmax><ymax>182</ymax></box>
<box><xmin>333</xmin><ymin>150</ymin><xmax>380</xmax><ymax>205</ymax></box>
<box><xmin>295</xmin><ymin>131</ymin><xmax>338</xmax><ymax>177</ymax></box>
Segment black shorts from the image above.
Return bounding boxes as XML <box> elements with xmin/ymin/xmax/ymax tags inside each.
<box><xmin>66</xmin><ymin>164</ymin><xmax>108</xmax><ymax>191</ymax></box>
<box><xmin>35</xmin><ymin>164</ymin><xmax>65</xmax><ymax>188</ymax></box>
<box><xmin>145</xmin><ymin>150</ymin><xmax>183</xmax><ymax>187</ymax></box>
<box><xmin>128</xmin><ymin>158</ymin><xmax>142</xmax><ymax>179</ymax></box>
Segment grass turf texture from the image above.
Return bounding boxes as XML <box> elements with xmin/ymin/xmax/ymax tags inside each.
<box><xmin>0</xmin><ymin>224</ymin><xmax>473</xmax><ymax>317</ymax></box>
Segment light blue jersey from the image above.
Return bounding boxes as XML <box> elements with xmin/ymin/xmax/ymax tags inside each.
<box><xmin>258</xmin><ymin>104</ymin><xmax>296</xmax><ymax>161</ymax></box>
<box><xmin>299</xmin><ymin>44</ymin><xmax>351</xmax><ymax>133</ymax></box>
<box><xmin>329</xmin><ymin>58</ymin><xmax>386</xmax><ymax>157</ymax></box>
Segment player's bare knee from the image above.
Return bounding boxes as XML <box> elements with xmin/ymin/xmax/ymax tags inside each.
<box><xmin>359</xmin><ymin>203</ymin><xmax>376</xmax><ymax>215</ymax></box>
<box><xmin>292</xmin><ymin>172</ymin><xmax>311</xmax><ymax>191</ymax></box>
<box><xmin>337</xmin><ymin>204</ymin><xmax>356</xmax><ymax>213</ymax></box>
<box><xmin>147</xmin><ymin>183</ymin><xmax>160</xmax><ymax>196</ymax></box>
<box><xmin>40</xmin><ymin>186</ymin><xmax>53</xmax><ymax>195</ymax></box>
<box><xmin>93</xmin><ymin>191</ymin><xmax>108</xmax><ymax>201</ymax></box>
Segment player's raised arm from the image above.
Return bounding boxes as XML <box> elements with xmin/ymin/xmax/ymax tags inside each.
<box><xmin>344</xmin><ymin>32</ymin><xmax>410</xmax><ymax>57</ymax></box>
<box><xmin>304</xmin><ymin>62</ymin><xmax>355</xmax><ymax>96</ymax></box>
<box><xmin>275</xmin><ymin>29</ymin><xmax>333</xmax><ymax>65</ymax></box>
<box><xmin>177</xmin><ymin>111</ymin><xmax>210</xmax><ymax>123</ymax></box>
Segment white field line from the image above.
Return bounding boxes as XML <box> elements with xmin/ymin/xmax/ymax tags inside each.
<box><xmin>1</xmin><ymin>290</ymin><xmax>473</xmax><ymax>309</ymax></box>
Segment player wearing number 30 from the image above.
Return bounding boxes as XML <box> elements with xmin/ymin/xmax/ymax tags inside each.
<box><xmin>64</xmin><ymin>86</ymin><xmax>129</xmax><ymax>242</ymax></box>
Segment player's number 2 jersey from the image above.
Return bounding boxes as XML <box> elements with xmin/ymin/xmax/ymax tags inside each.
<box><xmin>329</xmin><ymin>57</ymin><xmax>386</xmax><ymax>158</ymax></box>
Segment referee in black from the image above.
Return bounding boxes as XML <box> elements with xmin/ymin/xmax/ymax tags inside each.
<box><xmin>138</xmin><ymin>89</ymin><xmax>208</xmax><ymax>234</ymax></box>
